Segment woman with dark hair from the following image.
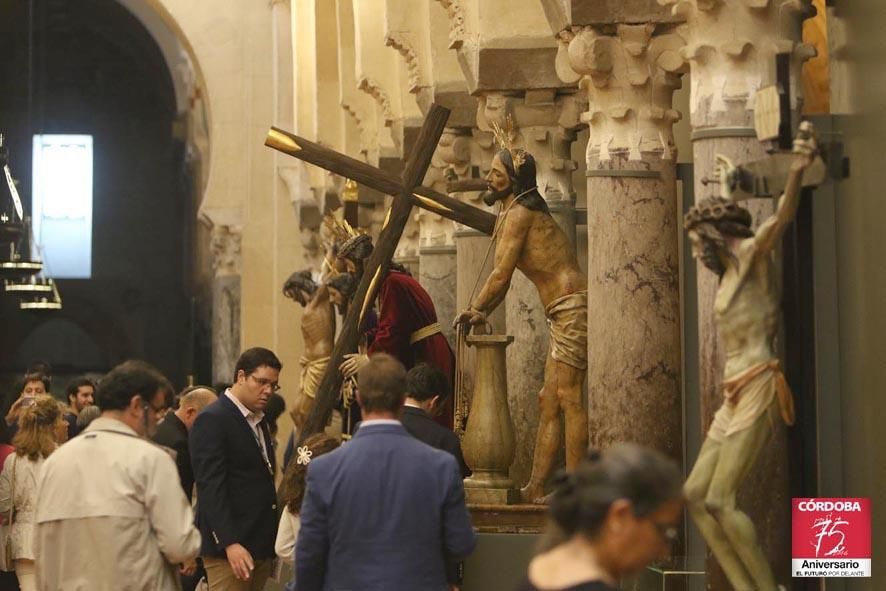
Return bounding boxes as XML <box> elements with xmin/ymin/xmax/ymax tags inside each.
<box><xmin>519</xmin><ymin>444</ymin><xmax>683</xmax><ymax>591</ymax></box>
<box><xmin>275</xmin><ymin>433</ymin><xmax>340</xmax><ymax>572</ymax></box>
<box><xmin>0</xmin><ymin>397</ymin><xmax>66</xmax><ymax>591</ymax></box>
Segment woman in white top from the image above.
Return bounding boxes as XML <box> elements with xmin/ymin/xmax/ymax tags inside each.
<box><xmin>275</xmin><ymin>433</ymin><xmax>339</xmax><ymax>575</ymax></box>
<box><xmin>0</xmin><ymin>396</ymin><xmax>66</xmax><ymax>591</ymax></box>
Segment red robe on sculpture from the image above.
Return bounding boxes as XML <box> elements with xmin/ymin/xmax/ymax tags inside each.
<box><xmin>368</xmin><ymin>270</ymin><xmax>455</xmax><ymax>428</ymax></box>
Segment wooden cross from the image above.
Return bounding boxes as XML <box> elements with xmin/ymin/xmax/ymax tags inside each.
<box><xmin>265</xmin><ymin>104</ymin><xmax>497</xmax><ymax>438</ymax></box>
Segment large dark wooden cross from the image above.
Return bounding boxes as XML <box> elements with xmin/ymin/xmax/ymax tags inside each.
<box><xmin>265</xmin><ymin>104</ymin><xmax>497</xmax><ymax>438</ymax></box>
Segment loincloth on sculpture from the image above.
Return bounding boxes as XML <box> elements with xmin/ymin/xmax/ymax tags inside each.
<box><xmin>707</xmin><ymin>359</ymin><xmax>795</xmax><ymax>443</ymax></box>
<box><xmin>299</xmin><ymin>355</ymin><xmax>330</xmax><ymax>399</ymax></box>
<box><xmin>544</xmin><ymin>290</ymin><xmax>588</xmax><ymax>370</ymax></box>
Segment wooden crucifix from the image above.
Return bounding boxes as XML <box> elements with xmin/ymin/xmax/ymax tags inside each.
<box><xmin>265</xmin><ymin>104</ymin><xmax>497</xmax><ymax>438</ymax></box>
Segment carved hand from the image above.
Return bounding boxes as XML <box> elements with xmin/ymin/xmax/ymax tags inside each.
<box><xmin>453</xmin><ymin>307</ymin><xmax>486</xmax><ymax>329</ymax></box>
<box><xmin>339</xmin><ymin>353</ymin><xmax>370</xmax><ymax>378</ymax></box>
<box><xmin>715</xmin><ymin>154</ymin><xmax>739</xmax><ymax>201</ymax></box>
<box><xmin>791</xmin><ymin>121</ymin><xmax>818</xmax><ymax>172</ymax></box>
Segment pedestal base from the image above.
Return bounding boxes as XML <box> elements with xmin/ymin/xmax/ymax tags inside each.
<box><xmin>465</xmin><ymin>487</ymin><xmax>520</xmax><ymax>506</ymax></box>
<box><xmin>468</xmin><ymin>503</ymin><xmax>548</xmax><ymax>534</ymax></box>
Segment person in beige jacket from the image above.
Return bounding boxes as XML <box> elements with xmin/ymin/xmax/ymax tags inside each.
<box><xmin>34</xmin><ymin>361</ymin><xmax>201</xmax><ymax>591</ymax></box>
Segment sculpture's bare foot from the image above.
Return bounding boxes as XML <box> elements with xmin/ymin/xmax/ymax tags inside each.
<box><xmin>531</xmin><ymin>491</ymin><xmax>554</xmax><ymax>505</ymax></box>
<box><xmin>520</xmin><ymin>484</ymin><xmax>546</xmax><ymax>505</ymax></box>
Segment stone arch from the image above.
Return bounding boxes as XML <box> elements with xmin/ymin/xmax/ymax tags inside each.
<box><xmin>115</xmin><ymin>0</ymin><xmax>259</xmax><ymax>227</ymax></box>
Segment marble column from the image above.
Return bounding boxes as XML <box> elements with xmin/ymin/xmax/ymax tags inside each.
<box><xmin>419</xmin><ymin>129</ymin><xmax>472</xmax><ymax>349</ymax></box>
<box><xmin>658</xmin><ymin>0</ymin><xmax>815</xmax><ymax>584</ymax></box>
<box><xmin>477</xmin><ymin>91</ymin><xmax>583</xmax><ymax>488</ymax></box>
<box><xmin>565</xmin><ymin>23</ymin><xmax>685</xmax><ymax>461</ymax></box>
<box><xmin>210</xmin><ymin>225</ymin><xmax>242</xmax><ymax>385</ymax></box>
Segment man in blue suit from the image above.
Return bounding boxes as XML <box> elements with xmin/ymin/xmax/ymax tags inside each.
<box><xmin>295</xmin><ymin>353</ymin><xmax>477</xmax><ymax>591</ymax></box>
<box><xmin>191</xmin><ymin>347</ymin><xmax>282</xmax><ymax>591</ymax></box>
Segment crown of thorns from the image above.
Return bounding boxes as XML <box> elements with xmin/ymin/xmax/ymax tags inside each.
<box><xmin>338</xmin><ymin>233</ymin><xmax>373</xmax><ymax>260</ymax></box>
<box><xmin>684</xmin><ymin>197</ymin><xmax>752</xmax><ymax>231</ymax></box>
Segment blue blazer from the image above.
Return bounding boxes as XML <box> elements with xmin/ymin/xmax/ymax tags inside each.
<box><xmin>190</xmin><ymin>393</ymin><xmax>278</xmax><ymax>559</ymax></box>
<box><xmin>295</xmin><ymin>422</ymin><xmax>477</xmax><ymax>591</ymax></box>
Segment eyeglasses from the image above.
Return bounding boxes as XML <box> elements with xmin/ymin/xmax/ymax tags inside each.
<box><xmin>651</xmin><ymin>520</ymin><xmax>679</xmax><ymax>544</ymax></box>
<box><xmin>248</xmin><ymin>374</ymin><xmax>281</xmax><ymax>392</ymax></box>
<box><xmin>143</xmin><ymin>403</ymin><xmax>167</xmax><ymax>417</ymax></box>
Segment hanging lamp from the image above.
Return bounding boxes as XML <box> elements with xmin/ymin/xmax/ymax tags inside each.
<box><xmin>0</xmin><ymin>134</ymin><xmax>25</xmax><ymax>243</ymax></box>
<box><xmin>19</xmin><ymin>276</ymin><xmax>61</xmax><ymax>311</ymax></box>
<box><xmin>0</xmin><ymin>217</ymin><xmax>43</xmax><ymax>279</ymax></box>
<box><xmin>5</xmin><ymin>275</ymin><xmax>54</xmax><ymax>295</ymax></box>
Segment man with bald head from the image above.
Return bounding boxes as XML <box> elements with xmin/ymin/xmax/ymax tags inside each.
<box><xmin>154</xmin><ymin>385</ymin><xmax>218</xmax><ymax>502</ymax></box>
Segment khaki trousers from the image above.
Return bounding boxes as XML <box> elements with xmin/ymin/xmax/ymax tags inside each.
<box><xmin>15</xmin><ymin>559</ymin><xmax>36</xmax><ymax>591</ymax></box>
<box><xmin>203</xmin><ymin>556</ymin><xmax>272</xmax><ymax>591</ymax></box>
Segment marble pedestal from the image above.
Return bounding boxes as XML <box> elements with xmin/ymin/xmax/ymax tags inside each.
<box><xmin>462</xmin><ymin>333</ymin><xmax>518</xmax><ymax>505</ymax></box>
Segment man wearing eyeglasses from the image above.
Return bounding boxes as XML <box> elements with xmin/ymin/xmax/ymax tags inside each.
<box><xmin>34</xmin><ymin>361</ymin><xmax>201</xmax><ymax>591</ymax></box>
<box><xmin>191</xmin><ymin>347</ymin><xmax>283</xmax><ymax>591</ymax></box>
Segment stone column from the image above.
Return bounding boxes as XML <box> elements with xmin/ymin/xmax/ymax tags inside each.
<box><xmin>477</xmin><ymin>91</ymin><xmax>583</xmax><ymax>488</ymax></box>
<box><xmin>658</xmin><ymin>0</ymin><xmax>815</xmax><ymax>584</ymax></box>
<box><xmin>565</xmin><ymin>23</ymin><xmax>685</xmax><ymax>460</ymax></box>
<box><xmin>210</xmin><ymin>225</ymin><xmax>242</xmax><ymax>385</ymax></box>
<box><xmin>418</xmin><ymin>129</ymin><xmax>472</xmax><ymax>349</ymax></box>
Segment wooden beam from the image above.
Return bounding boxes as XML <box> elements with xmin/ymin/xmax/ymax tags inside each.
<box><xmin>266</xmin><ymin>127</ymin><xmax>496</xmax><ymax>236</ymax></box>
<box><xmin>447</xmin><ymin>178</ymin><xmax>488</xmax><ymax>193</ymax></box>
<box><xmin>299</xmin><ymin>104</ymin><xmax>452</xmax><ymax>438</ymax></box>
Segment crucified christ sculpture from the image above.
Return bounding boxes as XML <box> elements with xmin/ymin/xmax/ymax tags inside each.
<box><xmin>283</xmin><ymin>270</ymin><xmax>335</xmax><ymax>431</ymax></box>
<box><xmin>683</xmin><ymin>121</ymin><xmax>818</xmax><ymax>591</ymax></box>
<box><xmin>454</xmin><ymin>141</ymin><xmax>588</xmax><ymax>504</ymax></box>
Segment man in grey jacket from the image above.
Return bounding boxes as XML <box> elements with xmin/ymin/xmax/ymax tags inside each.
<box><xmin>35</xmin><ymin>361</ymin><xmax>201</xmax><ymax>591</ymax></box>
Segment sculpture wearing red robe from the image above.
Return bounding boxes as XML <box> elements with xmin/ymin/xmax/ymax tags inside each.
<box><xmin>368</xmin><ymin>270</ymin><xmax>455</xmax><ymax>428</ymax></box>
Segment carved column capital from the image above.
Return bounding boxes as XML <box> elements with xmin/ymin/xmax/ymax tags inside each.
<box><xmin>658</xmin><ymin>0</ymin><xmax>815</xmax><ymax>126</ymax></box>
<box><xmin>417</xmin><ymin>128</ymin><xmax>473</xmax><ymax>249</ymax></box>
<box><xmin>210</xmin><ymin>225</ymin><xmax>243</xmax><ymax>278</ymax></box>
<box><xmin>566</xmin><ymin>23</ymin><xmax>687</xmax><ymax>164</ymax></box>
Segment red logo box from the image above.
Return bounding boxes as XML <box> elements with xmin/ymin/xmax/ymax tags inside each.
<box><xmin>792</xmin><ymin>498</ymin><xmax>871</xmax><ymax>577</ymax></box>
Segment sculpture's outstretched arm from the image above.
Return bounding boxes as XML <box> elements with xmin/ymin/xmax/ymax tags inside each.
<box><xmin>454</xmin><ymin>204</ymin><xmax>532</xmax><ymax>328</ymax></box>
<box><xmin>754</xmin><ymin>121</ymin><xmax>819</xmax><ymax>255</ymax></box>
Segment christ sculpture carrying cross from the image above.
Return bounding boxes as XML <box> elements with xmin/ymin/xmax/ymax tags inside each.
<box><xmin>265</xmin><ymin>103</ymin><xmax>588</xmax><ymax>505</ymax></box>
<box><xmin>265</xmin><ymin>104</ymin><xmax>494</xmax><ymax>439</ymax></box>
